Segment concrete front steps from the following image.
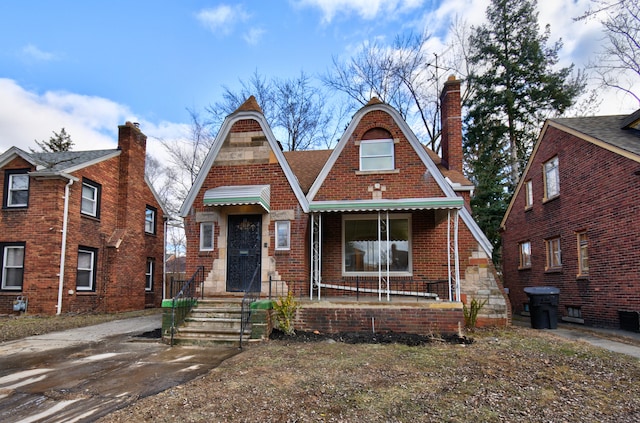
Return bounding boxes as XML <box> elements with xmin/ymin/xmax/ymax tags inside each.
<box><xmin>170</xmin><ymin>297</ymin><xmax>257</xmax><ymax>347</ymax></box>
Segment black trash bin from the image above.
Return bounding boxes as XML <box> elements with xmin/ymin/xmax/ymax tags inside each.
<box><xmin>524</xmin><ymin>287</ymin><xmax>560</xmax><ymax>329</ymax></box>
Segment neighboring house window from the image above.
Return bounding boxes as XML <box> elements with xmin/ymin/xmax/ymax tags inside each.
<box><xmin>519</xmin><ymin>241</ymin><xmax>532</xmax><ymax>269</ymax></box>
<box><xmin>200</xmin><ymin>222</ymin><xmax>214</xmax><ymax>251</ymax></box>
<box><xmin>4</xmin><ymin>170</ymin><xmax>29</xmax><ymax>208</ymax></box>
<box><xmin>360</xmin><ymin>139</ymin><xmax>394</xmax><ymax>171</ymax></box>
<box><xmin>146</xmin><ymin>259</ymin><xmax>153</xmax><ymax>291</ymax></box>
<box><xmin>81</xmin><ymin>179</ymin><xmax>101</xmax><ymax>218</ymax></box>
<box><xmin>524</xmin><ymin>180</ymin><xmax>533</xmax><ymax>209</ymax></box>
<box><xmin>577</xmin><ymin>231</ymin><xmax>589</xmax><ymax>276</ymax></box>
<box><xmin>1</xmin><ymin>243</ymin><xmax>25</xmax><ymax>290</ymax></box>
<box><xmin>567</xmin><ymin>306</ymin><xmax>582</xmax><ymax>319</ymax></box>
<box><xmin>543</xmin><ymin>156</ymin><xmax>559</xmax><ymax>200</ymax></box>
<box><xmin>545</xmin><ymin>237</ymin><xmax>562</xmax><ymax>270</ymax></box>
<box><xmin>343</xmin><ymin>214</ymin><xmax>410</xmax><ymax>275</ymax></box>
<box><xmin>145</xmin><ymin>206</ymin><xmax>156</xmax><ymax>234</ymax></box>
<box><xmin>77</xmin><ymin>247</ymin><xmax>98</xmax><ymax>291</ymax></box>
<box><xmin>275</xmin><ymin>221</ymin><xmax>291</xmax><ymax>250</ymax></box>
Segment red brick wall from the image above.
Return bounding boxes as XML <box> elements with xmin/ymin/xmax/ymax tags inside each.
<box><xmin>440</xmin><ymin>77</ymin><xmax>463</xmax><ymax>172</ymax></box>
<box><xmin>0</xmin><ymin>124</ymin><xmax>164</xmax><ymax>315</ymax></box>
<box><xmin>295</xmin><ymin>304</ymin><xmax>463</xmax><ymax>335</ymax></box>
<box><xmin>502</xmin><ymin>125</ymin><xmax>640</xmax><ymax>327</ymax></box>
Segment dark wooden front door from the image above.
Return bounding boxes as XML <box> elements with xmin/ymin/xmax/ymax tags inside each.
<box><xmin>226</xmin><ymin>215</ymin><xmax>262</xmax><ymax>292</ymax></box>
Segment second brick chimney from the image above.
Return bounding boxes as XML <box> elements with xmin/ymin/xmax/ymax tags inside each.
<box><xmin>440</xmin><ymin>75</ymin><xmax>463</xmax><ymax>172</ymax></box>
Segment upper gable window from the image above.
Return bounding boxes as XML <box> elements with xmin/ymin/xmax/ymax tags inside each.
<box><xmin>81</xmin><ymin>179</ymin><xmax>101</xmax><ymax>218</ymax></box>
<box><xmin>360</xmin><ymin>139</ymin><xmax>394</xmax><ymax>171</ymax></box>
<box><xmin>145</xmin><ymin>206</ymin><xmax>157</xmax><ymax>234</ymax></box>
<box><xmin>524</xmin><ymin>180</ymin><xmax>533</xmax><ymax>209</ymax></box>
<box><xmin>543</xmin><ymin>156</ymin><xmax>559</xmax><ymax>200</ymax></box>
<box><xmin>4</xmin><ymin>170</ymin><xmax>29</xmax><ymax>208</ymax></box>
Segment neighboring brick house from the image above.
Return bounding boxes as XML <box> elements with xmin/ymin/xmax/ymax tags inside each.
<box><xmin>500</xmin><ymin>109</ymin><xmax>640</xmax><ymax>329</ymax></box>
<box><xmin>0</xmin><ymin>122</ymin><xmax>166</xmax><ymax>315</ymax></box>
<box><xmin>180</xmin><ymin>76</ymin><xmax>509</xmax><ymax>331</ymax></box>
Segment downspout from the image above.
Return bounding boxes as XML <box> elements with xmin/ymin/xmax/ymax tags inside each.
<box><xmin>163</xmin><ymin>217</ymin><xmax>168</xmax><ymax>300</ymax></box>
<box><xmin>57</xmin><ymin>176</ymin><xmax>74</xmax><ymax>315</ymax></box>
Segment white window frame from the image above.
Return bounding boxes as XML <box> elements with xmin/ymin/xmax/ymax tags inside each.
<box><xmin>2</xmin><ymin>244</ymin><xmax>25</xmax><ymax>290</ymax></box>
<box><xmin>77</xmin><ymin>248</ymin><xmax>97</xmax><ymax>291</ymax></box>
<box><xmin>577</xmin><ymin>231</ymin><xmax>589</xmax><ymax>276</ymax></box>
<box><xmin>200</xmin><ymin>222</ymin><xmax>214</xmax><ymax>251</ymax></box>
<box><xmin>145</xmin><ymin>206</ymin><xmax>156</xmax><ymax>234</ymax></box>
<box><xmin>7</xmin><ymin>173</ymin><xmax>29</xmax><ymax>207</ymax></box>
<box><xmin>81</xmin><ymin>180</ymin><xmax>99</xmax><ymax>217</ymax></box>
<box><xmin>525</xmin><ymin>180</ymin><xmax>533</xmax><ymax>209</ymax></box>
<box><xmin>543</xmin><ymin>156</ymin><xmax>559</xmax><ymax>200</ymax></box>
<box><xmin>145</xmin><ymin>259</ymin><xmax>153</xmax><ymax>291</ymax></box>
<box><xmin>545</xmin><ymin>237</ymin><xmax>562</xmax><ymax>270</ymax></box>
<box><xmin>275</xmin><ymin>221</ymin><xmax>291</xmax><ymax>251</ymax></box>
<box><xmin>519</xmin><ymin>241</ymin><xmax>531</xmax><ymax>269</ymax></box>
<box><xmin>359</xmin><ymin>139</ymin><xmax>395</xmax><ymax>171</ymax></box>
<box><xmin>342</xmin><ymin>213</ymin><xmax>411</xmax><ymax>276</ymax></box>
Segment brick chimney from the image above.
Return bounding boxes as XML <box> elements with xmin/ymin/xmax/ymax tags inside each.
<box><xmin>117</xmin><ymin>121</ymin><xmax>147</xmax><ymax>229</ymax></box>
<box><xmin>440</xmin><ymin>75</ymin><xmax>463</xmax><ymax>172</ymax></box>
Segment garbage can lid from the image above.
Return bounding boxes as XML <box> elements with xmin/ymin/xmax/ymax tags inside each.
<box><xmin>524</xmin><ymin>286</ymin><xmax>560</xmax><ymax>295</ymax></box>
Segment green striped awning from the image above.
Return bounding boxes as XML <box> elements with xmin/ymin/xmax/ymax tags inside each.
<box><xmin>203</xmin><ymin>185</ymin><xmax>270</xmax><ymax>212</ymax></box>
<box><xmin>308</xmin><ymin>197</ymin><xmax>463</xmax><ymax>212</ymax></box>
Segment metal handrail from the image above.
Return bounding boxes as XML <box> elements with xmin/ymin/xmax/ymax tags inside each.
<box><xmin>239</xmin><ymin>266</ymin><xmax>261</xmax><ymax>349</ymax></box>
<box><xmin>316</xmin><ymin>277</ymin><xmax>449</xmax><ymax>301</ymax></box>
<box><xmin>170</xmin><ymin>266</ymin><xmax>204</xmax><ymax>346</ymax></box>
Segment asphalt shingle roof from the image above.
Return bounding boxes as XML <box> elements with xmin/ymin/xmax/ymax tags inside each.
<box><xmin>28</xmin><ymin>149</ymin><xmax>119</xmax><ymax>173</ymax></box>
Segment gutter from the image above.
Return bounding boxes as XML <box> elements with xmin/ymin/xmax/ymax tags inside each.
<box><xmin>56</xmin><ymin>174</ymin><xmax>78</xmax><ymax>315</ymax></box>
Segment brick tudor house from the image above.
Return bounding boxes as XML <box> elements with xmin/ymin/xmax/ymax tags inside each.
<box><xmin>501</xmin><ymin>109</ymin><xmax>640</xmax><ymax>329</ymax></box>
<box><xmin>0</xmin><ymin>122</ymin><xmax>165</xmax><ymax>315</ymax></box>
<box><xmin>180</xmin><ymin>76</ymin><xmax>509</xmax><ymax>334</ymax></box>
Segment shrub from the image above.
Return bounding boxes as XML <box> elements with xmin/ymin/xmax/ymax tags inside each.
<box><xmin>463</xmin><ymin>297</ymin><xmax>487</xmax><ymax>330</ymax></box>
<box><xmin>273</xmin><ymin>291</ymin><xmax>298</xmax><ymax>335</ymax></box>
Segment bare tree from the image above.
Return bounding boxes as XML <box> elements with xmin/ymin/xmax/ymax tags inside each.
<box><xmin>577</xmin><ymin>0</ymin><xmax>640</xmax><ymax>105</ymax></box>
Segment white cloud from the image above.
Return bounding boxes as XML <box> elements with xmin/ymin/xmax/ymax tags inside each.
<box><xmin>295</xmin><ymin>0</ymin><xmax>424</xmax><ymax>24</ymax></box>
<box><xmin>21</xmin><ymin>44</ymin><xmax>57</xmax><ymax>62</ymax></box>
<box><xmin>196</xmin><ymin>5</ymin><xmax>250</xmax><ymax>35</ymax></box>
<box><xmin>244</xmin><ymin>27</ymin><xmax>266</xmax><ymax>45</ymax></box>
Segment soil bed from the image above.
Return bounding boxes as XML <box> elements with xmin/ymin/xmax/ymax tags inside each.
<box><xmin>269</xmin><ymin>329</ymin><xmax>473</xmax><ymax>346</ymax></box>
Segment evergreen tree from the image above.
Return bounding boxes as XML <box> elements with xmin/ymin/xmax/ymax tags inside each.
<box><xmin>464</xmin><ymin>0</ymin><xmax>583</xmax><ymax>250</ymax></box>
<box><xmin>32</xmin><ymin>128</ymin><xmax>74</xmax><ymax>152</ymax></box>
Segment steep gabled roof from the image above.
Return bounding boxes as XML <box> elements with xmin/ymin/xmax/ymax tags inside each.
<box><xmin>283</xmin><ymin>149</ymin><xmax>332</xmax><ymax>194</ymax></box>
<box><xmin>500</xmin><ymin>109</ymin><xmax>640</xmax><ymax>230</ymax></box>
<box><xmin>179</xmin><ymin>107</ymin><xmax>309</xmax><ymax>217</ymax></box>
<box><xmin>0</xmin><ymin>146</ymin><xmax>120</xmax><ymax>177</ymax></box>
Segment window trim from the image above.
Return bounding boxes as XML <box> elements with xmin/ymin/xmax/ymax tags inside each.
<box><xmin>200</xmin><ymin>222</ymin><xmax>214</xmax><ymax>251</ymax></box>
<box><xmin>524</xmin><ymin>180</ymin><xmax>533</xmax><ymax>209</ymax></box>
<box><xmin>518</xmin><ymin>241</ymin><xmax>532</xmax><ymax>269</ymax></box>
<box><xmin>545</xmin><ymin>237</ymin><xmax>562</xmax><ymax>271</ymax></box>
<box><xmin>145</xmin><ymin>259</ymin><xmax>154</xmax><ymax>291</ymax></box>
<box><xmin>543</xmin><ymin>156</ymin><xmax>560</xmax><ymax>201</ymax></box>
<box><xmin>275</xmin><ymin>221</ymin><xmax>291</xmax><ymax>251</ymax></box>
<box><xmin>145</xmin><ymin>205</ymin><xmax>157</xmax><ymax>235</ymax></box>
<box><xmin>576</xmin><ymin>231</ymin><xmax>589</xmax><ymax>277</ymax></box>
<box><xmin>81</xmin><ymin>178</ymin><xmax>101</xmax><ymax>218</ymax></box>
<box><xmin>342</xmin><ymin>213</ymin><xmax>412</xmax><ymax>276</ymax></box>
<box><xmin>1</xmin><ymin>242</ymin><xmax>25</xmax><ymax>290</ymax></box>
<box><xmin>3</xmin><ymin>169</ymin><xmax>30</xmax><ymax>209</ymax></box>
<box><xmin>76</xmin><ymin>247</ymin><xmax>98</xmax><ymax>291</ymax></box>
<box><xmin>359</xmin><ymin>139</ymin><xmax>395</xmax><ymax>172</ymax></box>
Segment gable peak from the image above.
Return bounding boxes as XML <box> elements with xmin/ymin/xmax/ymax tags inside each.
<box><xmin>366</xmin><ymin>97</ymin><xmax>384</xmax><ymax>106</ymax></box>
<box><xmin>235</xmin><ymin>95</ymin><xmax>263</xmax><ymax>114</ymax></box>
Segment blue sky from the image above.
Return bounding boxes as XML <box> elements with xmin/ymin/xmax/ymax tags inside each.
<box><xmin>0</xmin><ymin>0</ymin><xmax>637</xmax><ymax>155</ymax></box>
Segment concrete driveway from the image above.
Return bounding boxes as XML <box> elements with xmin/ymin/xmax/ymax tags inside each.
<box><xmin>0</xmin><ymin>314</ymin><xmax>239</xmax><ymax>423</ymax></box>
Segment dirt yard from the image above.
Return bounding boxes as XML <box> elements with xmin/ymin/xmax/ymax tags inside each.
<box><xmin>98</xmin><ymin>327</ymin><xmax>640</xmax><ymax>422</ymax></box>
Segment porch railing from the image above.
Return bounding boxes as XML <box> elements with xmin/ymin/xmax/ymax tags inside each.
<box><xmin>239</xmin><ymin>266</ymin><xmax>262</xmax><ymax>349</ymax></box>
<box><xmin>317</xmin><ymin>277</ymin><xmax>449</xmax><ymax>301</ymax></box>
<box><xmin>169</xmin><ymin>266</ymin><xmax>204</xmax><ymax>346</ymax></box>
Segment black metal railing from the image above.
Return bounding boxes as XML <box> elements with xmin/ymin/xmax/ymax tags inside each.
<box><xmin>169</xmin><ymin>266</ymin><xmax>204</xmax><ymax>346</ymax></box>
<box><xmin>239</xmin><ymin>266</ymin><xmax>262</xmax><ymax>349</ymax></box>
<box><xmin>317</xmin><ymin>277</ymin><xmax>449</xmax><ymax>301</ymax></box>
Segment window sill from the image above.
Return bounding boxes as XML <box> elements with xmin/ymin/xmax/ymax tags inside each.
<box><xmin>542</xmin><ymin>194</ymin><xmax>560</xmax><ymax>204</ymax></box>
<box><xmin>80</xmin><ymin>213</ymin><xmax>100</xmax><ymax>222</ymax></box>
<box><xmin>2</xmin><ymin>206</ymin><xmax>28</xmax><ymax>211</ymax></box>
<box><xmin>518</xmin><ymin>266</ymin><xmax>531</xmax><ymax>271</ymax></box>
<box><xmin>524</xmin><ymin>206</ymin><xmax>532</xmax><ymax>212</ymax></box>
<box><xmin>355</xmin><ymin>169</ymin><xmax>399</xmax><ymax>175</ymax></box>
<box><xmin>76</xmin><ymin>291</ymin><xmax>97</xmax><ymax>295</ymax></box>
<box><xmin>545</xmin><ymin>267</ymin><xmax>562</xmax><ymax>273</ymax></box>
<box><xmin>0</xmin><ymin>290</ymin><xmax>23</xmax><ymax>294</ymax></box>
<box><xmin>576</xmin><ymin>274</ymin><xmax>589</xmax><ymax>281</ymax></box>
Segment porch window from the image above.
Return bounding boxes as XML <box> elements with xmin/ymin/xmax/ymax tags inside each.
<box><xmin>519</xmin><ymin>241</ymin><xmax>531</xmax><ymax>269</ymax></box>
<box><xmin>576</xmin><ymin>231</ymin><xmax>589</xmax><ymax>276</ymax></box>
<box><xmin>77</xmin><ymin>247</ymin><xmax>98</xmax><ymax>291</ymax></box>
<box><xmin>343</xmin><ymin>214</ymin><xmax>410</xmax><ymax>275</ymax></box>
<box><xmin>200</xmin><ymin>222</ymin><xmax>214</xmax><ymax>251</ymax></box>
<box><xmin>545</xmin><ymin>237</ymin><xmax>562</xmax><ymax>270</ymax></box>
<box><xmin>360</xmin><ymin>139</ymin><xmax>394</xmax><ymax>171</ymax></box>
<box><xmin>1</xmin><ymin>243</ymin><xmax>25</xmax><ymax>290</ymax></box>
<box><xmin>543</xmin><ymin>156</ymin><xmax>559</xmax><ymax>200</ymax></box>
<box><xmin>275</xmin><ymin>221</ymin><xmax>290</xmax><ymax>250</ymax></box>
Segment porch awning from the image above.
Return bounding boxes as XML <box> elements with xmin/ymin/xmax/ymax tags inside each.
<box><xmin>308</xmin><ymin>197</ymin><xmax>463</xmax><ymax>212</ymax></box>
<box><xmin>203</xmin><ymin>185</ymin><xmax>270</xmax><ymax>212</ymax></box>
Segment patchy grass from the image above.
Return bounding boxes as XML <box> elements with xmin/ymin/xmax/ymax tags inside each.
<box><xmin>99</xmin><ymin>326</ymin><xmax>640</xmax><ymax>422</ymax></box>
<box><xmin>0</xmin><ymin>309</ymin><xmax>160</xmax><ymax>343</ymax></box>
